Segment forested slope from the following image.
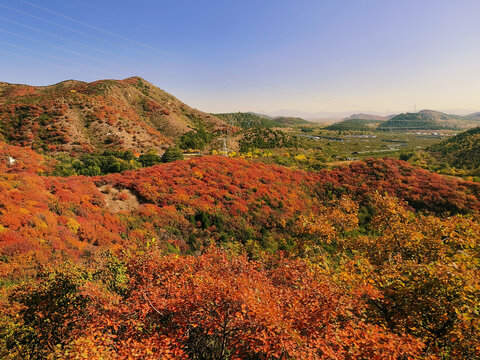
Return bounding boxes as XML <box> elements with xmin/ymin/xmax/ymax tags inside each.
<box><xmin>0</xmin><ymin>145</ymin><xmax>479</xmax><ymax>358</ymax></box>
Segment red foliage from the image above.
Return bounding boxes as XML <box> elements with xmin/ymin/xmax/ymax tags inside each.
<box><xmin>0</xmin><ymin>153</ymin><xmax>478</xmax><ymax>281</ymax></box>
<box><xmin>0</xmin><ymin>152</ymin><xmax>479</xmax><ymax>357</ymax></box>
<box><xmin>68</xmin><ymin>249</ymin><xmax>422</xmax><ymax>359</ymax></box>
<box><xmin>317</xmin><ymin>158</ymin><xmax>480</xmax><ymax>214</ymax></box>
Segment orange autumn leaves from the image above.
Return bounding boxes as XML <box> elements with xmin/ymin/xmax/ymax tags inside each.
<box><xmin>31</xmin><ymin>249</ymin><xmax>423</xmax><ymax>360</ymax></box>
<box><xmin>0</xmin><ymin>152</ymin><xmax>480</xmax><ymax>358</ymax></box>
<box><xmin>339</xmin><ymin>195</ymin><xmax>480</xmax><ymax>359</ymax></box>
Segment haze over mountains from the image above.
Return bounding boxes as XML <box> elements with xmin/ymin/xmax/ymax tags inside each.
<box><xmin>325</xmin><ymin>109</ymin><xmax>480</xmax><ymax>131</ymax></box>
<box><xmin>343</xmin><ymin>113</ymin><xmax>392</xmax><ymax>121</ymax></box>
<box><xmin>264</xmin><ymin>108</ymin><xmax>480</xmax><ymax>122</ymax></box>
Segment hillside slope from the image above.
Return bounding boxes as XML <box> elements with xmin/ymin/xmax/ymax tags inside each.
<box><xmin>1</xmin><ymin>147</ymin><xmax>480</xmax><ymax>358</ymax></box>
<box><xmin>0</xmin><ymin>77</ymin><xmax>225</xmax><ymax>154</ymax></box>
<box><xmin>467</xmin><ymin>112</ymin><xmax>480</xmax><ymax>120</ymax></box>
<box><xmin>427</xmin><ymin>126</ymin><xmax>480</xmax><ymax>169</ymax></box>
<box><xmin>1</xmin><ymin>150</ymin><xmax>479</xmax><ymax>277</ymax></box>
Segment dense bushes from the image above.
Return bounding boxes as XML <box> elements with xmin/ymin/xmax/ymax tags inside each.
<box><xmin>51</xmin><ymin>148</ymin><xmax>185</xmax><ymax>176</ymax></box>
<box><xmin>52</xmin><ymin>150</ymin><xmax>139</xmax><ymax>176</ymax></box>
<box><xmin>1</xmin><ymin>150</ymin><xmax>480</xmax><ymax>358</ymax></box>
<box><xmin>215</xmin><ymin>112</ymin><xmax>281</xmax><ymax>128</ymax></box>
<box><xmin>161</xmin><ymin>146</ymin><xmax>184</xmax><ymax>163</ymax></box>
<box><xmin>178</xmin><ymin>128</ymin><xmax>213</xmax><ymax>150</ymax></box>
<box><xmin>1</xmin><ymin>249</ymin><xmax>425</xmax><ymax>359</ymax></box>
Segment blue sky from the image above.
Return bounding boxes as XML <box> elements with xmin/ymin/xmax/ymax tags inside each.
<box><xmin>0</xmin><ymin>0</ymin><xmax>479</xmax><ymax>116</ymax></box>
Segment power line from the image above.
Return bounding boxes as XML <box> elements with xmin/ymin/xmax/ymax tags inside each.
<box><xmin>216</xmin><ymin>75</ymin><xmax>362</xmax><ymax>111</ymax></box>
<box><xmin>210</xmin><ymin>82</ymin><xmax>325</xmax><ymax>113</ymax></box>
<box><xmin>0</xmin><ymin>27</ymin><xmax>124</xmax><ymax>69</ymax></box>
<box><xmin>0</xmin><ymin>39</ymin><xmax>116</xmax><ymax>77</ymax></box>
<box><xmin>68</xmin><ymin>0</ymin><xmax>202</xmax><ymax>53</ymax></box>
<box><xmin>17</xmin><ymin>0</ymin><xmax>177</xmax><ymax>57</ymax></box>
<box><xmin>1</xmin><ymin>1</ymin><xmax>364</xmax><ymax>114</ymax></box>
<box><xmin>0</xmin><ymin>15</ymin><xmax>131</xmax><ymax>61</ymax></box>
<box><xmin>0</xmin><ymin>2</ymin><xmax>147</xmax><ymax>55</ymax></box>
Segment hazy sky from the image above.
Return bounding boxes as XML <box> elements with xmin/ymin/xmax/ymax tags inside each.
<box><xmin>0</xmin><ymin>0</ymin><xmax>479</xmax><ymax>116</ymax></box>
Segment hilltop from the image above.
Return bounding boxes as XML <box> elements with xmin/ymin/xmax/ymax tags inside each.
<box><xmin>271</xmin><ymin>116</ymin><xmax>311</xmax><ymax>126</ymax></box>
<box><xmin>325</xmin><ymin>117</ymin><xmax>385</xmax><ymax>131</ymax></box>
<box><xmin>215</xmin><ymin>112</ymin><xmax>311</xmax><ymax>128</ymax></box>
<box><xmin>215</xmin><ymin>112</ymin><xmax>280</xmax><ymax>128</ymax></box>
<box><xmin>324</xmin><ymin>110</ymin><xmax>480</xmax><ymax>132</ymax></box>
<box><xmin>0</xmin><ymin>77</ymin><xmax>225</xmax><ymax>155</ymax></box>
<box><xmin>379</xmin><ymin>110</ymin><xmax>480</xmax><ymax>131</ymax></box>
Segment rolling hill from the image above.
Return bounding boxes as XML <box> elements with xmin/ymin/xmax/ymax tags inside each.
<box><xmin>467</xmin><ymin>112</ymin><xmax>480</xmax><ymax>120</ymax></box>
<box><xmin>378</xmin><ymin>110</ymin><xmax>480</xmax><ymax>131</ymax></box>
<box><xmin>271</xmin><ymin>116</ymin><xmax>311</xmax><ymax>126</ymax></box>
<box><xmin>214</xmin><ymin>112</ymin><xmax>280</xmax><ymax>128</ymax></box>
<box><xmin>215</xmin><ymin>112</ymin><xmax>311</xmax><ymax>128</ymax></box>
<box><xmin>325</xmin><ymin>118</ymin><xmax>385</xmax><ymax>131</ymax></box>
<box><xmin>0</xmin><ymin>77</ymin><xmax>225</xmax><ymax>155</ymax></box>
<box><xmin>1</xmin><ymin>146</ymin><xmax>479</xmax><ymax>278</ymax></box>
<box><xmin>427</xmin><ymin>126</ymin><xmax>480</xmax><ymax>169</ymax></box>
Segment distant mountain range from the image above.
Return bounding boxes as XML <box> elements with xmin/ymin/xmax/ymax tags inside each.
<box><xmin>265</xmin><ymin>110</ymin><xmax>358</xmax><ymax>122</ymax></box>
<box><xmin>343</xmin><ymin>113</ymin><xmax>393</xmax><ymax>121</ymax></box>
<box><xmin>379</xmin><ymin>110</ymin><xmax>480</xmax><ymax>131</ymax></box>
<box><xmin>265</xmin><ymin>109</ymin><xmax>480</xmax><ymax>123</ymax></box>
<box><xmin>467</xmin><ymin>112</ymin><xmax>480</xmax><ymax>119</ymax></box>
<box><xmin>325</xmin><ymin>109</ymin><xmax>480</xmax><ymax>131</ymax></box>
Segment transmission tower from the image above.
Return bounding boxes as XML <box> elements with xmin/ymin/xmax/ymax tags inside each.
<box><xmin>219</xmin><ymin>117</ymin><xmax>235</xmax><ymax>156</ymax></box>
<box><xmin>221</xmin><ymin>137</ymin><xmax>228</xmax><ymax>156</ymax></box>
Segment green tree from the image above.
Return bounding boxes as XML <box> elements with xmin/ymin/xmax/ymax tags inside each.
<box><xmin>138</xmin><ymin>150</ymin><xmax>163</xmax><ymax>167</ymax></box>
<box><xmin>161</xmin><ymin>147</ymin><xmax>184</xmax><ymax>163</ymax></box>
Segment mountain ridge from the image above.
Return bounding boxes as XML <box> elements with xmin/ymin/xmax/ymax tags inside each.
<box><xmin>0</xmin><ymin>77</ymin><xmax>225</xmax><ymax>155</ymax></box>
